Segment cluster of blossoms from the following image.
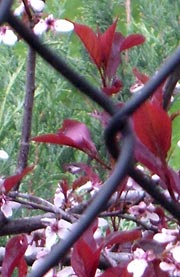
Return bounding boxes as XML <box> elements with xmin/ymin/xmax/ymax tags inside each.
<box><xmin>24</xmin><ymin>183</ymin><xmax>108</xmax><ymax>276</ymax></box>
<box><xmin>0</xmin><ymin>0</ymin><xmax>74</xmax><ymax>46</ymax></box>
<box><xmin>154</xmin><ymin>228</ymin><xmax>180</xmax><ymax>276</ymax></box>
<box><xmin>127</xmin><ymin>228</ymin><xmax>180</xmax><ymax>277</ymax></box>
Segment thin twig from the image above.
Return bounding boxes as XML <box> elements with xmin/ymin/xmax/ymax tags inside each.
<box><xmin>8</xmin><ymin>191</ymin><xmax>77</xmax><ymax>223</ymax></box>
<box><xmin>101</xmin><ymin>210</ymin><xmax>157</xmax><ymax>232</ymax></box>
<box><xmin>15</xmin><ymin>47</ymin><xmax>36</xmax><ymax>189</ymax></box>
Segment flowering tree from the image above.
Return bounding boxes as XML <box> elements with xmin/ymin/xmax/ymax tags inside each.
<box><xmin>0</xmin><ymin>0</ymin><xmax>180</xmax><ymax>276</ymax></box>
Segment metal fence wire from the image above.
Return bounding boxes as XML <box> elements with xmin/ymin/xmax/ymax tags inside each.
<box><xmin>1</xmin><ymin>1</ymin><xmax>180</xmax><ymax>276</ymax></box>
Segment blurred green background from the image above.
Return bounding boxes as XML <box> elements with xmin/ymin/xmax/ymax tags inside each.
<box><xmin>0</xmin><ymin>0</ymin><xmax>179</xmax><ymax>200</ymax></box>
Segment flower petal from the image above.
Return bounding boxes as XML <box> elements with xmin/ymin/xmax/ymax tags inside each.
<box><xmin>127</xmin><ymin>259</ymin><xmax>148</xmax><ymax>277</ymax></box>
<box><xmin>54</xmin><ymin>19</ymin><xmax>74</xmax><ymax>33</ymax></box>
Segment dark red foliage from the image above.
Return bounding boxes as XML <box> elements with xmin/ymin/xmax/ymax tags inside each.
<box><xmin>32</xmin><ymin>119</ymin><xmax>98</xmax><ymax>158</ymax></box>
<box><xmin>71</xmin><ymin>220</ymin><xmax>101</xmax><ymax>277</ymax></box>
<box><xmin>72</xmin><ymin>19</ymin><xmax>145</xmax><ymax>95</ymax></box>
<box><xmin>102</xmin><ymin>228</ymin><xmax>142</xmax><ymax>248</ymax></box>
<box><xmin>120</xmin><ymin>34</ymin><xmax>145</xmax><ymax>52</ymax></box>
<box><xmin>3</xmin><ymin>166</ymin><xmax>34</xmax><ymax>193</ymax></box>
<box><xmin>133</xmin><ymin>101</ymin><xmax>171</xmax><ymax>162</ymax></box>
<box><xmin>72</xmin><ymin>19</ymin><xmax>118</xmax><ymax>70</ymax></box>
<box><xmin>2</xmin><ymin>235</ymin><xmax>28</xmax><ymax>277</ymax></box>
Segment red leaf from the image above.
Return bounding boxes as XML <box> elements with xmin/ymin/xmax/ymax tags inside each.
<box><xmin>73</xmin><ymin>20</ymin><xmax>120</xmax><ymax>80</ymax></box>
<box><xmin>134</xmin><ymin>139</ymin><xmax>164</xmax><ymax>175</ymax></box>
<box><xmin>71</xmin><ymin>239</ymin><xmax>100</xmax><ymax>277</ymax></box>
<box><xmin>133</xmin><ymin>68</ymin><xmax>149</xmax><ymax>84</ymax></box>
<box><xmin>150</xmin><ymin>84</ymin><xmax>164</xmax><ymax>107</ymax></box>
<box><xmin>133</xmin><ymin>101</ymin><xmax>172</xmax><ymax>161</ymax></box>
<box><xmin>132</xmin><ymin>68</ymin><xmax>164</xmax><ymax>106</ymax></box>
<box><xmin>71</xmin><ymin>220</ymin><xmax>100</xmax><ymax>277</ymax></box>
<box><xmin>2</xmin><ymin>235</ymin><xmax>28</xmax><ymax>277</ymax></box>
<box><xmin>134</xmin><ymin>140</ymin><xmax>180</xmax><ymax>197</ymax></box>
<box><xmin>72</xmin><ymin>175</ymin><xmax>89</xmax><ymax>190</ymax></box>
<box><xmin>99</xmin><ymin>19</ymin><xmax>118</xmax><ymax>69</ymax></box>
<box><xmin>17</xmin><ymin>257</ymin><xmax>28</xmax><ymax>277</ymax></box>
<box><xmin>73</xmin><ymin>22</ymin><xmax>101</xmax><ymax>68</ymax></box>
<box><xmin>3</xmin><ymin>166</ymin><xmax>34</xmax><ymax>193</ymax></box>
<box><xmin>102</xmin><ymin>78</ymin><xmax>123</xmax><ymax>96</ymax></box>
<box><xmin>32</xmin><ymin>119</ymin><xmax>97</xmax><ymax>158</ymax></box>
<box><xmin>120</xmin><ymin>34</ymin><xmax>145</xmax><ymax>52</ymax></box>
<box><xmin>102</xmin><ymin>228</ymin><xmax>142</xmax><ymax>248</ymax></box>
<box><xmin>104</xmin><ymin>32</ymin><xmax>124</xmax><ymax>80</ymax></box>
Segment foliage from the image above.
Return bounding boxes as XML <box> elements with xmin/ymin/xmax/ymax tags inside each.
<box><xmin>0</xmin><ymin>0</ymin><xmax>180</xmax><ymax>276</ymax></box>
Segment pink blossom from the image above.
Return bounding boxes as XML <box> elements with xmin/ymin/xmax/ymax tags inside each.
<box><xmin>130</xmin><ymin>83</ymin><xmax>144</xmax><ymax>93</ymax></box>
<box><xmin>127</xmin><ymin>248</ymin><xmax>155</xmax><ymax>277</ymax></box>
<box><xmin>153</xmin><ymin>228</ymin><xmax>179</xmax><ymax>243</ymax></box>
<box><xmin>127</xmin><ymin>248</ymin><xmax>148</xmax><ymax>277</ymax></box>
<box><xmin>129</xmin><ymin>201</ymin><xmax>159</xmax><ymax>223</ymax></box>
<box><xmin>14</xmin><ymin>3</ymin><xmax>25</xmax><ymax>16</ymax></box>
<box><xmin>54</xmin><ymin>19</ymin><xmax>74</xmax><ymax>33</ymax></box>
<box><xmin>0</xmin><ymin>194</ymin><xmax>21</xmax><ymax>217</ymax></box>
<box><xmin>54</xmin><ymin>185</ymin><xmax>65</xmax><ymax>208</ymax></box>
<box><xmin>29</xmin><ymin>0</ymin><xmax>45</xmax><ymax>13</ymax></box>
<box><xmin>0</xmin><ymin>27</ymin><xmax>17</xmax><ymax>45</ymax></box>
<box><xmin>14</xmin><ymin>0</ymin><xmax>45</xmax><ymax>16</ymax></box>
<box><xmin>127</xmin><ymin>258</ymin><xmax>148</xmax><ymax>277</ymax></box>
<box><xmin>170</xmin><ymin>245</ymin><xmax>180</xmax><ymax>262</ymax></box>
<box><xmin>33</xmin><ymin>15</ymin><xmax>74</xmax><ymax>35</ymax></box>
<box><xmin>41</xmin><ymin>218</ymin><xmax>72</xmax><ymax>249</ymax></box>
<box><xmin>33</xmin><ymin>19</ymin><xmax>48</xmax><ymax>35</ymax></box>
<box><xmin>160</xmin><ymin>261</ymin><xmax>180</xmax><ymax>276</ymax></box>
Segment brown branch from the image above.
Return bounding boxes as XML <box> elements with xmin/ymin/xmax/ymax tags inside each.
<box><xmin>8</xmin><ymin>192</ymin><xmax>77</xmax><ymax>223</ymax></box>
<box><xmin>15</xmin><ymin>47</ymin><xmax>36</xmax><ymax>189</ymax></box>
<box><xmin>163</xmin><ymin>64</ymin><xmax>180</xmax><ymax>109</ymax></box>
<box><xmin>101</xmin><ymin>211</ymin><xmax>157</xmax><ymax>232</ymax></box>
<box><xmin>0</xmin><ymin>246</ymin><xmax>131</xmax><ymax>270</ymax></box>
<box><xmin>0</xmin><ymin>213</ymin><xmax>53</xmax><ymax>236</ymax></box>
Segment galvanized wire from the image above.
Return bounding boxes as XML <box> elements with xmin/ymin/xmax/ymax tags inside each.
<box><xmin>0</xmin><ymin>2</ymin><xmax>180</xmax><ymax>276</ymax></box>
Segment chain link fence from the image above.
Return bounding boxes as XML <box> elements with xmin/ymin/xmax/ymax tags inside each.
<box><xmin>1</xmin><ymin>1</ymin><xmax>180</xmax><ymax>276</ymax></box>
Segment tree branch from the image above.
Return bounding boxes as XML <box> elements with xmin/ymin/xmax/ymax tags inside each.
<box><xmin>163</xmin><ymin>64</ymin><xmax>180</xmax><ymax>109</ymax></box>
<box><xmin>0</xmin><ymin>213</ymin><xmax>53</xmax><ymax>236</ymax></box>
<box><xmin>15</xmin><ymin>47</ymin><xmax>36</xmax><ymax>189</ymax></box>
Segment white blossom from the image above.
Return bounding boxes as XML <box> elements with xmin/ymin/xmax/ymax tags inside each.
<box><xmin>170</xmin><ymin>245</ymin><xmax>180</xmax><ymax>262</ymax></box>
<box><xmin>127</xmin><ymin>248</ymin><xmax>155</xmax><ymax>277</ymax></box>
<box><xmin>153</xmin><ymin>228</ymin><xmax>179</xmax><ymax>243</ymax></box>
<box><xmin>54</xmin><ymin>19</ymin><xmax>74</xmax><ymax>33</ymax></box>
<box><xmin>33</xmin><ymin>19</ymin><xmax>48</xmax><ymax>35</ymax></box>
<box><xmin>29</xmin><ymin>0</ymin><xmax>45</xmax><ymax>13</ymax></box>
<box><xmin>127</xmin><ymin>258</ymin><xmax>148</xmax><ymax>277</ymax></box>
<box><xmin>0</xmin><ymin>196</ymin><xmax>21</xmax><ymax>217</ymax></box>
<box><xmin>160</xmin><ymin>261</ymin><xmax>180</xmax><ymax>276</ymax></box>
<box><xmin>14</xmin><ymin>3</ymin><xmax>25</xmax><ymax>16</ymax></box>
<box><xmin>33</xmin><ymin>15</ymin><xmax>74</xmax><ymax>36</ymax></box>
<box><xmin>0</xmin><ymin>150</ymin><xmax>9</xmax><ymax>160</ymax></box>
<box><xmin>0</xmin><ymin>27</ymin><xmax>17</xmax><ymax>45</ymax></box>
<box><xmin>41</xmin><ymin>218</ymin><xmax>72</xmax><ymax>250</ymax></box>
<box><xmin>54</xmin><ymin>185</ymin><xmax>65</xmax><ymax>208</ymax></box>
